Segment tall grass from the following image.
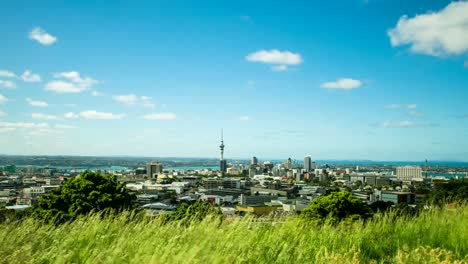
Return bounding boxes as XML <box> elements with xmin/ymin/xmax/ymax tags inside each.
<box><xmin>0</xmin><ymin>206</ymin><xmax>467</xmax><ymax>263</ymax></box>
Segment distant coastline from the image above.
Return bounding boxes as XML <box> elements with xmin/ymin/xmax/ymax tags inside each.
<box><xmin>1</xmin><ymin>155</ymin><xmax>467</xmax><ymax>168</ymax></box>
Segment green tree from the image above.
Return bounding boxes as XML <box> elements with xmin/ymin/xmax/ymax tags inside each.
<box><xmin>300</xmin><ymin>191</ymin><xmax>373</xmax><ymax>224</ymax></box>
<box><xmin>33</xmin><ymin>171</ymin><xmax>136</xmax><ymax>222</ymax></box>
<box><xmin>426</xmin><ymin>178</ymin><xmax>468</xmax><ymax>206</ymax></box>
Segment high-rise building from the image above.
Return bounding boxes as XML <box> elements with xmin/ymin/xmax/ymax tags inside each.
<box><xmin>147</xmin><ymin>161</ymin><xmax>163</xmax><ymax>179</ymax></box>
<box><xmin>219</xmin><ymin>130</ymin><xmax>227</xmax><ymax>175</ymax></box>
<box><xmin>26</xmin><ymin>166</ymin><xmax>35</xmax><ymax>176</ymax></box>
<box><xmin>285</xmin><ymin>158</ymin><xmax>292</xmax><ymax>170</ymax></box>
<box><xmin>396</xmin><ymin>166</ymin><xmax>422</xmax><ymax>182</ymax></box>
<box><xmin>263</xmin><ymin>161</ymin><xmax>274</xmax><ymax>171</ymax></box>
<box><xmin>249</xmin><ymin>167</ymin><xmax>257</xmax><ymax>177</ymax></box>
<box><xmin>251</xmin><ymin>156</ymin><xmax>258</xmax><ymax>166</ymax></box>
<box><xmin>304</xmin><ymin>156</ymin><xmax>312</xmax><ymax>172</ymax></box>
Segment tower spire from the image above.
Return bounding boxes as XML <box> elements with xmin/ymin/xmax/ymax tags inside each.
<box><xmin>219</xmin><ymin>129</ymin><xmax>226</xmax><ymax>175</ymax></box>
<box><xmin>220</xmin><ymin>129</ymin><xmax>225</xmax><ymax>160</ymax></box>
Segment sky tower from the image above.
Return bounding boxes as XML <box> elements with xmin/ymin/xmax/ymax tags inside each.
<box><xmin>219</xmin><ymin>130</ymin><xmax>227</xmax><ymax>175</ymax></box>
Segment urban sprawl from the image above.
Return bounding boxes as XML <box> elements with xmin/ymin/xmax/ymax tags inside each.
<box><xmin>1</xmin><ymin>137</ymin><xmax>467</xmax><ymax>215</ymax></box>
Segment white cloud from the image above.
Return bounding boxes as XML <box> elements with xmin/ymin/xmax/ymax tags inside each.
<box><xmin>143</xmin><ymin>112</ymin><xmax>177</xmax><ymax>120</ymax></box>
<box><xmin>29</xmin><ymin>27</ymin><xmax>57</xmax><ymax>45</ymax></box>
<box><xmin>0</xmin><ymin>80</ymin><xmax>17</xmax><ymax>89</ymax></box>
<box><xmin>0</xmin><ymin>127</ymin><xmax>16</xmax><ymax>133</ymax></box>
<box><xmin>0</xmin><ymin>111</ymin><xmax>5</xmax><ymax>117</ymax></box>
<box><xmin>0</xmin><ymin>122</ymin><xmax>48</xmax><ymax>129</ymax></box>
<box><xmin>385</xmin><ymin>104</ymin><xmax>401</xmax><ymax>109</ymax></box>
<box><xmin>21</xmin><ymin>70</ymin><xmax>41</xmax><ymax>82</ymax></box>
<box><xmin>45</xmin><ymin>81</ymin><xmax>86</xmax><ymax>93</ymax></box>
<box><xmin>407</xmin><ymin>104</ymin><xmax>417</xmax><ymax>109</ymax></box>
<box><xmin>26</xmin><ymin>98</ymin><xmax>48</xmax><ymax>107</ymax></box>
<box><xmin>64</xmin><ymin>103</ymin><xmax>77</xmax><ymax>107</ymax></box>
<box><xmin>31</xmin><ymin>113</ymin><xmax>61</xmax><ymax>120</ymax></box>
<box><xmin>321</xmin><ymin>78</ymin><xmax>362</xmax><ymax>89</ymax></box>
<box><xmin>388</xmin><ymin>2</ymin><xmax>468</xmax><ymax>56</ymax></box>
<box><xmin>0</xmin><ymin>70</ymin><xmax>16</xmax><ymax>78</ymax></box>
<box><xmin>55</xmin><ymin>124</ymin><xmax>77</xmax><ymax>129</ymax></box>
<box><xmin>382</xmin><ymin>121</ymin><xmax>436</xmax><ymax>127</ymax></box>
<box><xmin>45</xmin><ymin>71</ymin><xmax>98</xmax><ymax>94</ymax></box>
<box><xmin>64</xmin><ymin>112</ymin><xmax>79</xmax><ymax>119</ymax></box>
<box><xmin>0</xmin><ymin>94</ymin><xmax>7</xmax><ymax>104</ymax></box>
<box><xmin>113</xmin><ymin>94</ymin><xmax>138</xmax><ymax>106</ymax></box>
<box><xmin>54</xmin><ymin>71</ymin><xmax>97</xmax><ymax>87</ymax></box>
<box><xmin>239</xmin><ymin>116</ymin><xmax>251</xmax><ymax>121</ymax></box>
<box><xmin>113</xmin><ymin>94</ymin><xmax>155</xmax><ymax>108</ymax></box>
<box><xmin>80</xmin><ymin>110</ymin><xmax>125</xmax><ymax>120</ymax></box>
<box><xmin>246</xmin><ymin>49</ymin><xmax>303</xmax><ymax>65</ymax></box>
<box><xmin>271</xmin><ymin>65</ymin><xmax>289</xmax><ymax>72</ymax></box>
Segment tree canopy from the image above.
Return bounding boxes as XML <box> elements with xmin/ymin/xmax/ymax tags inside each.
<box><xmin>300</xmin><ymin>191</ymin><xmax>373</xmax><ymax>224</ymax></box>
<box><xmin>426</xmin><ymin>179</ymin><xmax>468</xmax><ymax>206</ymax></box>
<box><xmin>34</xmin><ymin>171</ymin><xmax>136</xmax><ymax>222</ymax></box>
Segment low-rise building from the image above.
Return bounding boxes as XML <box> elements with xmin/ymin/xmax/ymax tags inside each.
<box><xmin>239</xmin><ymin>193</ymin><xmax>278</xmax><ymax>206</ymax></box>
<box><xmin>381</xmin><ymin>191</ymin><xmax>414</xmax><ymax>205</ymax></box>
<box><xmin>236</xmin><ymin>204</ymin><xmax>282</xmax><ymax>215</ymax></box>
<box><xmin>203</xmin><ymin>178</ymin><xmax>241</xmax><ymax>189</ymax></box>
<box><xmin>23</xmin><ymin>186</ymin><xmax>45</xmax><ymax>198</ymax></box>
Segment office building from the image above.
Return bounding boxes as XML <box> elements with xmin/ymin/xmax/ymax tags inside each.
<box><xmin>285</xmin><ymin>158</ymin><xmax>292</xmax><ymax>170</ymax></box>
<box><xmin>239</xmin><ymin>193</ymin><xmax>278</xmax><ymax>206</ymax></box>
<box><xmin>147</xmin><ymin>161</ymin><xmax>163</xmax><ymax>179</ymax></box>
<box><xmin>251</xmin><ymin>156</ymin><xmax>258</xmax><ymax>166</ymax></box>
<box><xmin>249</xmin><ymin>167</ymin><xmax>257</xmax><ymax>178</ymax></box>
<box><xmin>396</xmin><ymin>166</ymin><xmax>422</xmax><ymax>182</ymax></box>
<box><xmin>263</xmin><ymin>161</ymin><xmax>273</xmax><ymax>171</ymax></box>
<box><xmin>304</xmin><ymin>156</ymin><xmax>312</xmax><ymax>172</ymax></box>
<box><xmin>381</xmin><ymin>191</ymin><xmax>414</xmax><ymax>205</ymax></box>
<box><xmin>26</xmin><ymin>166</ymin><xmax>35</xmax><ymax>176</ymax></box>
<box><xmin>203</xmin><ymin>178</ymin><xmax>241</xmax><ymax>189</ymax></box>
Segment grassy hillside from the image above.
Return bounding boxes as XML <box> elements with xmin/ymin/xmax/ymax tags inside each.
<box><xmin>1</xmin><ymin>206</ymin><xmax>467</xmax><ymax>264</ymax></box>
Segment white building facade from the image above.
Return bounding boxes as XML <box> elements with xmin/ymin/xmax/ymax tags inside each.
<box><xmin>396</xmin><ymin>166</ymin><xmax>422</xmax><ymax>182</ymax></box>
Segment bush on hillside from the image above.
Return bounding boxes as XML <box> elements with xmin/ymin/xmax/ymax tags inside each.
<box><xmin>33</xmin><ymin>171</ymin><xmax>136</xmax><ymax>223</ymax></box>
<box><xmin>300</xmin><ymin>191</ymin><xmax>373</xmax><ymax>224</ymax></box>
<box><xmin>426</xmin><ymin>179</ymin><xmax>468</xmax><ymax>206</ymax></box>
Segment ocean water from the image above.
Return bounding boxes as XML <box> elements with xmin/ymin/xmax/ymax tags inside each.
<box><xmin>315</xmin><ymin>160</ymin><xmax>468</xmax><ymax>167</ymax></box>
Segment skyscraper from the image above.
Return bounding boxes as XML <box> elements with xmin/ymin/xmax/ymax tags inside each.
<box><xmin>251</xmin><ymin>156</ymin><xmax>258</xmax><ymax>166</ymax></box>
<box><xmin>147</xmin><ymin>161</ymin><xmax>163</xmax><ymax>179</ymax></box>
<box><xmin>304</xmin><ymin>155</ymin><xmax>312</xmax><ymax>172</ymax></box>
<box><xmin>26</xmin><ymin>165</ymin><xmax>35</xmax><ymax>176</ymax></box>
<box><xmin>285</xmin><ymin>158</ymin><xmax>292</xmax><ymax>170</ymax></box>
<box><xmin>219</xmin><ymin>130</ymin><xmax>227</xmax><ymax>175</ymax></box>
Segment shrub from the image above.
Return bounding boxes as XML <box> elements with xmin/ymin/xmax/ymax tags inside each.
<box><xmin>300</xmin><ymin>191</ymin><xmax>373</xmax><ymax>224</ymax></box>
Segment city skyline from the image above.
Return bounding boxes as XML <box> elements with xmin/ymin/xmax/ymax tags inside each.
<box><xmin>0</xmin><ymin>0</ymin><xmax>468</xmax><ymax>161</ymax></box>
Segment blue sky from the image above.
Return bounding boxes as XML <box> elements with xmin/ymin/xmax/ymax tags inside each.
<box><xmin>0</xmin><ymin>0</ymin><xmax>467</xmax><ymax>161</ymax></box>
